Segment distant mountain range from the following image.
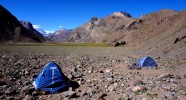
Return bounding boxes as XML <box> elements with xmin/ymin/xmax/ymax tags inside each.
<box><xmin>47</xmin><ymin>11</ymin><xmax>134</xmax><ymax>42</ymax></box>
<box><xmin>49</xmin><ymin>9</ymin><xmax>186</xmax><ymax>50</ymax></box>
<box><xmin>0</xmin><ymin>5</ymin><xmax>46</xmax><ymax>43</ymax></box>
<box><xmin>0</xmin><ymin>4</ymin><xmax>185</xmax><ymax>69</ymax></box>
<box><xmin>47</xmin><ymin>28</ymin><xmax>72</xmax><ymax>42</ymax></box>
<box><xmin>45</xmin><ymin>9</ymin><xmax>186</xmax><ymax>59</ymax></box>
<box><xmin>0</xmin><ymin>4</ymin><xmax>185</xmax><ymax>57</ymax></box>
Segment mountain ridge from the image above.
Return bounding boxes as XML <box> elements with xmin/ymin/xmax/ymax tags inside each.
<box><xmin>48</xmin><ymin>9</ymin><xmax>185</xmax><ymax>48</ymax></box>
<box><xmin>0</xmin><ymin>5</ymin><xmax>46</xmax><ymax>43</ymax></box>
<box><xmin>35</xmin><ymin>28</ymin><xmax>48</xmax><ymax>36</ymax></box>
<box><xmin>47</xmin><ymin>9</ymin><xmax>186</xmax><ymax>59</ymax></box>
<box><xmin>20</xmin><ymin>20</ymin><xmax>44</xmax><ymax>37</ymax></box>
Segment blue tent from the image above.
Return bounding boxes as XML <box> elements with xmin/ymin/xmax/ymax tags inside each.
<box><xmin>136</xmin><ymin>57</ymin><xmax>158</xmax><ymax>67</ymax></box>
<box><xmin>33</xmin><ymin>62</ymin><xmax>68</xmax><ymax>93</ymax></box>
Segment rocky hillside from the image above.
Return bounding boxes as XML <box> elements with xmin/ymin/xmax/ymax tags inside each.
<box><xmin>68</xmin><ymin>10</ymin><xmax>185</xmax><ymax>45</ymax></box>
<box><xmin>53</xmin><ymin>10</ymin><xmax>185</xmax><ymax>60</ymax></box>
<box><xmin>60</xmin><ymin>10</ymin><xmax>185</xmax><ymax>50</ymax></box>
<box><xmin>120</xmin><ymin>10</ymin><xmax>186</xmax><ymax>60</ymax></box>
<box><xmin>20</xmin><ymin>20</ymin><xmax>44</xmax><ymax>37</ymax></box>
<box><xmin>41</xmin><ymin>10</ymin><xmax>186</xmax><ymax>54</ymax></box>
<box><xmin>0</xmin><ymin>5</ymin><xmax>46</xmax><ymax>43</ymax></box>
<box><xmin>68</xmin><ymin>12</ymin><xmax>135</xmax><ymax>42</ymax></box>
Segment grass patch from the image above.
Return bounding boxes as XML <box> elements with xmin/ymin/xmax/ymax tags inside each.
<box><xmin>147</xmin><ymin>92</ymin><xmax>157</xmax><ymax>99</ymax></box>
<box><xmin>178</xmin><ymin>86</ymin><xmax>186</xmax><ymax>95</ymax></box>
<box><xmin>180</xmin><ymin>86</ymin><xmax>186</xmax><ymax>93</ymax></box>
<box><xmin>134</xmin><ymin>87</ymin><xmax>148</xmax><ymax>95</ymax></box>
<box><xmin>0</xmin><ymin>42</ymin><xmax>109</xmax><ymax>47</ymax></box>
<box><xmin>117</xmin><ymin>96</ymin><xmax>124</xmax><ymax>100</ymax></box>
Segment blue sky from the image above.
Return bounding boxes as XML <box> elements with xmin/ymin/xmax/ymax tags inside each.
<box><xmin>0</xmin><ymin>0</ymin><xmax>186</xmax><ymax>33</ymax></box>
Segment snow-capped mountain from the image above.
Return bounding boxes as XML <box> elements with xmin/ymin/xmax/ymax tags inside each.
<box><xmin>34</xmin><ymin>28</ymin><xmax>50</xmax><ymax>36</ymax></box>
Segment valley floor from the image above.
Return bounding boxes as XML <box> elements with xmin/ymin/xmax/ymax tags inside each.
<box><xmin>0</xmin><ymin>46</ymin><xmax>186</xmax><ymax>100</ymax></box>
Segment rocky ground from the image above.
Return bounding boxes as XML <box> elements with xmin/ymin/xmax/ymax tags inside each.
<box><xmin>0</xmin><ymin>46</ymin><xmax>186</xmax><ymax>100</ymax></box>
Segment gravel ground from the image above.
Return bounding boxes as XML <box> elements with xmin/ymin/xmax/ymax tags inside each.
<box><xmin>0</xmin><ymin>46</ymin><xmax>186</xmax><ymax>100</ymax></box>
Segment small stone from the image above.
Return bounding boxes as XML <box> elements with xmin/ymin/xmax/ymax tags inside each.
<box><xmin>14</xmin><ymin>62</ymin><xmax>22</xmax><ymax>66</ymax></box>
<box><xmin>170</xmin><ymin>78</ymin><xmax>179</xmax><ymax>84</ymax></box>
<box><xmin>32</xmin><ymin>91</ymin><xmax>39</xmax><ymax>96</ymax></box>
<box><xmin>80</xmin><ymin>90</ymin><xmax>86</xmax><ymax>96</ymax></box>
<box><xmin>180</xmin><ymin>90</ymin><xmax>186</xmax><ymax>95</ymax></box>
<box><xmin>68</xmin><ymin>74</ymin><xmax>74</xmax><ymax>80</ymax></box>
<box><xmin>114</xmin><ymin>83</ymin><xmax>118</xmax><ymax>87</ymax></box>
<box><xmin>164</xmin><ymin>91</ymin><xmax>173</xmax><ymax>99</ymax></box>
<box><xmin>22</xmin><ymin>81</ymin><xmax>30</xmax><ymax>86</ymax></box>
<box><xmin>64</xmin><ymin>88</ymin><xmax>77</xmax><ymax>98</ymax></box>
<box><xmin>86</xmin><ymin>79</ymin><xmax>91</xmax><ymax>83</ymax></box>
<box><xmin>98</xmin><ymin>93</ymin><xmax>107</xmax><ymax>99</ymax></box>
<box><xmin>77</xmin><ymin>80</ymin><xmax>82</xmax><ymax>84</ymax></box>
<box><xmin>23</xmin><ymin>95</ymin><xmax>32</xmax><ymax>100</ymax></box>
<box><xmin>142</xmin><ymin>98</ymin><xmax>146</xmax><ymax>100</ymax></box>
<box><xmin>105</xmin><ymin>69</ymin><xmax>111</xmax><ymax>73</ymax></box>
<box><xmin>107</xmin><ymin>77</ymin><xmax>113</xmax><ymax>82</ymax></box>
<box><xmin>88</xmin><ymin>70</ymin><xmax>92</xmax><ymax>73</ymax></box>
<box><xmin>163</xmin><ymin>85</ymin><xmax>171</xmax><ymax>90</ymax></box>
<box><xmin>9</xmin><ymin>77</ymin><xmax>16</xmax><ymax>81</ymax></box>
<box><xmin>108</xmin><ymin>84</ymin><xmax>116</xmax><ymax>92</ymax></box>
<box><xmin>25</xmin><ymin>70</ymin><xmax>29</xmax><ymax>75</ymax></box>
<box><xmin>71</xmin><ymin>68</ymin><xmax>77</xmax><ymax>72</ymax></box>
<box><xmin>132</xmin><ymin>85</ymin><xmax>143</xmax><ymax>92</ymax></box>
<box><xmin>1</xmin><ymin>55</ymin><xmax>6</xmax><ymax>58</ymax></box>
<box><xmin>21</xmin><ymin>86</ymin><xmax>34</xmax><ymax>95</ymax></box>
<box><xmin>157</xmin><ymin>73</ymin><xmax>174</xmax><ymax>80</ymax></box>
<box><xmin>125</xmin><ymin>94</ymin><xmax>133</xmax><ymax>100</ymax></box>
<box><xmin>21</xmin><ymin>86</ymin><xmax>29</xmax><ymax>94</ymax></box>
<box><xmin>133</xmin><ymin>80</ymin><xmax>144</xmax><ymax>86</ymax></box>
<box><xmin>121</xmin><ymin>83</ymin><xmax>124</xmax><ymax>86</ymax></box>
<box><xmin>86</xmin><ymin>88</ymin><xmax>93</xmax><ymax>94</ymax></box>
<box><xmin>6</xmin><ymin>96</ymin><xmax>14</xmax><ymax>100</ymax></box>
<box><xmin>68</xmin><ymin>91</ymin><xmax>76</xmax><ymax>98</ymax></box>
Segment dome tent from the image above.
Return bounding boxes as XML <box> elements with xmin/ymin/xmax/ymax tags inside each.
<box><xmin>136</xmin><ymin>56</ymin><xmax>158</xmax><ymax>67</ymax></box>
<box><xmin>33</xmin><ymin>62</ymin><xmax>68</xmax><ymax>93</ymax></box>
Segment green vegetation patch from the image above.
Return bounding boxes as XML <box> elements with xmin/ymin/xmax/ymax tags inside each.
<box><xmin>147</xmin><ymin>92</ymin><xmax>157</xmax><ymax>99</ymax></box>
<box><xmin>179</xmin><ymin>86</ymin><xmax>186</xmax><ymax>93</ymax></box>
<box><xmin>0</xmin><ymin>42</ymin><xmax>109</xmax><ymax>47</ymax></box>
<box><xmin>134</xmin><ymin>87</ymin><xmax>148</xmax><ymax>95</ymax></box>
<box><xmin>117</xmin><ymin>96</ymin><xmax>125</xmax><ymax>100</ymax></box>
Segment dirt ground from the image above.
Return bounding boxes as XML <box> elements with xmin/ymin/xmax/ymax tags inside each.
<box><xmin>0</xmin><ymin>46</ymin><xmax>186</xmax><ymax>100</ymax></box>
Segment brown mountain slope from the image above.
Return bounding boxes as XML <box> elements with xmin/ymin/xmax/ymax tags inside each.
<box><xmin>68</xmin><ymin>12</ymin><xmax>135</xmax><ymax>42</ymax></box>
<box><xmin>122</xmin><ymin>10</ymin><xmax>179</xmax><ymax>47</ymax></box>
<box><xmin>65</xmin><ymin>10</ymin><xmax>186</xmax><ymax>60</ymax></box>
<box><xmin>67</xmin><ymin>10</ymin><xmax>185</xmax><ymax>47</ymax></box>
<box><xmin>0</xmin><ymin>5</ymin><xmax>46</xmax><ymax>43</ymax></box>
<box><xmin>121</xmin><ymin>10</ymin><xmax>186</xmax><ymax>60</ymax></box>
